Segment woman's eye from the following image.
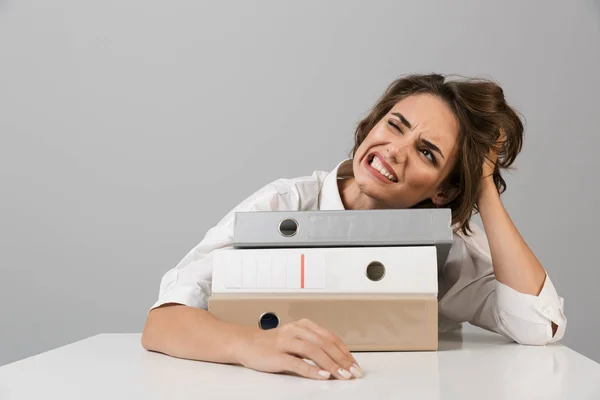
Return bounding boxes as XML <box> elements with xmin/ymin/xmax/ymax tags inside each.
<box><xmin>421</xmin><ymin>149</ymin><xmax>436</xmax><ymax>164</ymax></box>
<box><xmin>388</xmin><ymin>120</ymin><xmax>402</xmax><ymax>133</ymax></box>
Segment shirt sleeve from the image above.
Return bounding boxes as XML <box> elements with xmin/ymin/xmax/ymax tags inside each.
<box><xmin>149</xmin><ymin>179</ymin><xmax>301</xmax><ymax>312</ymax></box>
<box><xmin>438</xmin><ymin>223</ymin><xmax>567</xmax><ymax>345</ymax></box>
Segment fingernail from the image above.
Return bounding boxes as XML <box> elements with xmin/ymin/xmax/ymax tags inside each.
<box><xmin>350</xmin><ymin>364</ymin><xmax>363</xmax><ymax>378</ymax></box>
<box><xmin>338</xmin><ymin>368</ymin><xmax>352</xmax><ymax>379</ymax></box>
<box><xmin>318</xmin><ymin>370</ymin><xmax>331</xmax><ymax>379</ymax></box>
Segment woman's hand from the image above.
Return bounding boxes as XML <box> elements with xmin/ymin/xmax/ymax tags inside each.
<box><xmin>481</xmin><ymin>130</ymin><xmax>504</xmax><ymax>183</ymax></box>
<box><xmin>235</xmin><ymin>318</ymin><xmax>363</xmax><ymax>380</ymax></box>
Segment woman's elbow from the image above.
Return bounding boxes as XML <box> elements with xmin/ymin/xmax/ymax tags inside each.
<box><xmin>500</xmin><ymin>316</ymin><xmax>565</xmax><ymax>346</ymax></box>
<box><xmin>511</xmin><ymin>332</ymin><xmax>553</xmax><ymax>346</ymax></box>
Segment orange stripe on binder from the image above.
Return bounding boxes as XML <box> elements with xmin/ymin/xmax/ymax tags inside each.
<box><xmin>301</xmin><ymin>253</ymin><xmax>305</xmax><ymax>289</ymax></box>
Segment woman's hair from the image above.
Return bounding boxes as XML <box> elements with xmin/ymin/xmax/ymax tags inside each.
<box><xmin>351</xmin><ymin>73</ymin><xmax>524</xmax><ymax>235</ymax></box>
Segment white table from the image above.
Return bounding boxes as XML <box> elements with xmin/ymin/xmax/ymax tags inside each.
<box><xmin>1</xmin><ymin>325</ymin><xmax>599</xmax><ymax>400</ymax></box>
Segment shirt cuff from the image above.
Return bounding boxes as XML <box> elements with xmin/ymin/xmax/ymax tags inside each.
<box><xmin>495</xmin><ymin>273</ymin><xmax>567</xmax><ymax>343</ymax></box>
<box><xmin>149</xmin><ymin>285</ymin><xmax>209</xmax><ymax>312</ymax></box>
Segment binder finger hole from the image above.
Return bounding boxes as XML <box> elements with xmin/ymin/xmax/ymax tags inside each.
<box><xmin>258</xmin><ymin>312</ymin><xmax>280</xmax><ymax>330</ymax></box>
<box><xmin>278</xmin><ymin>218</ymin><xmax>298</xmax><ymax>237</ymax></box>
<box><xmin>366</xmin><ymin>261</ymin><xmax>386</xmax><ymax>281</ymax></box>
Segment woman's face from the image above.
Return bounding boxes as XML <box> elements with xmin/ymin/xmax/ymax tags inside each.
<box><xmin>352</xmin><ymin>93</ymin><xmax>460</xmax><ymax>209</ymax></box>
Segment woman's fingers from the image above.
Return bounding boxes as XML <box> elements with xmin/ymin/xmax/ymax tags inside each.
<box><xmin>278</xmin><ymin>354</ymin><xmax>332</xmax><ymax>380</ymax></box>
<box><xmin>282</xmin><ymin>336</ymin><xmax>352</xmax><ymax>380</ymax></box>
<box><xmin>241</xmin><ymin>319</ymin><xmax>363</xmax><ymax>380</ymax></box>
<box><xmin>295</xmin><ymin>319</ymin><xmax>363</xmax><ymax>378</ymax></box>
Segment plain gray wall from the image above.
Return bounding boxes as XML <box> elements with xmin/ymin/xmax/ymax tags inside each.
<box><xmin>1</xmin><ymin>0</ymin><xmax>599</xmax><ymax>366</ymax></box>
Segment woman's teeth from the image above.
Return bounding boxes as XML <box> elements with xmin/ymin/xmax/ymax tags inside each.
<box><xmin>370</xmin><ymin>156</ymin><xmax>397</xmax><ymax>182</ymax></box>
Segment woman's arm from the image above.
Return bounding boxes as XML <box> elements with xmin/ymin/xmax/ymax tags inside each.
<box><xmin>477</xmin><ymin>141</ymin><xmax>558</xmax><ymax>335</ymax></box>
<box><xmin>142</xmin><ymin>304</ymin><xmax>362</xmax><ymax>380</ymax></box>
<box><xmin>142</xmin><ymin>304</ymin><xmax>256</xmax><ymax>364</ymax></box>
<box><xmin>476</xmin><ymin>178</ymin><xmax>547</xmax><ymax>296</ymax></box>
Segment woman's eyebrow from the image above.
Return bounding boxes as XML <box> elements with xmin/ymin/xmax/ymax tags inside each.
<box><xmin>421</xmin><ymin>138</ymin><xmax>445</xmax><ymax>160</ymax></box>
<box><xmin>391</xmin><ymin>112</ymin><xmax>412</xmax><ymax>129</ymax></box>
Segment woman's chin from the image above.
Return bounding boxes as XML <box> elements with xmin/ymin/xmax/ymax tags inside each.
<box><xmin>356</xmin><ymin>182</ymin><xmax>390</xmax><ymax>203</ymax></box>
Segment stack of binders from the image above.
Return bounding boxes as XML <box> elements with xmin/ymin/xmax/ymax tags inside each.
<box><xmin>208</xmin><ymin>209</ymin><xmax>453</xmax><ymax>351</ymax></box>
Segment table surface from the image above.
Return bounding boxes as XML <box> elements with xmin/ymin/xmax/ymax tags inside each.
<box><xmin>1</xmin><ymin>324</ymin><xmax>599</xmax><ymax>400</ymax></box>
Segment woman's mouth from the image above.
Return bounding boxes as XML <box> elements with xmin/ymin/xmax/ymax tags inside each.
<box><xmin>366</xmin><ymin>153</ymin><xmax>398</xmax><ymax>183</ymax></box>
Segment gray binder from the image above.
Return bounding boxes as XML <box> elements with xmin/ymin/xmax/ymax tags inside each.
<box><xmin>233</xmin><ymin>209</ymin><xmax>454</xmax><ymax>269</ymax></box>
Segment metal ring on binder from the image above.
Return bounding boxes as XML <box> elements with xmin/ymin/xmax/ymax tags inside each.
<box><xmin>278</xmin><ymin>218</ymin><xmax>298</xmax><ymax>237</ymax></box>
<box><xmin>258</xmin><ymin>312</ymin><xmax>280</xmax><ymax>330</ymax></box>
<box><xmin>366</xmin><ymin>261</ymin><xmax>386</xmax><ymax>281</ymax></box>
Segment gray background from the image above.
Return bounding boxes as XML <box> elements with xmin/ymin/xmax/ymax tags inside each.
<box><xmin>1</xmin><ymin>0</ymin><xmax>599</xmax><ymax>366</ymax></box>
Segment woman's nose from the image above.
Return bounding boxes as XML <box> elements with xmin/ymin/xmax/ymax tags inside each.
<box><xmin>387</xmin><ymin>143</ymin><xmax>408</xmax><ymax>165</ymax></box>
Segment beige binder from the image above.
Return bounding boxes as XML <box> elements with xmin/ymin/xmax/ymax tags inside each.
<box><xmin>208</xmin><ymin>294</ymin><xmax>438</xmax><ymax>351</ymax></box>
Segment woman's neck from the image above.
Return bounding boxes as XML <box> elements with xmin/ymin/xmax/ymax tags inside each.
<box><xmin>335</xmin><ymin>160</ymin><xmax>373</xmax><ymax>210</ymax></box>
<box><xmin>336</xmin><ymin>177</ymin><xmax>358</xmax><ymax>210</ymax></box>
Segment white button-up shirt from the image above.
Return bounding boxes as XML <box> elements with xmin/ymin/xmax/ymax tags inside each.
<box><xmin>151</xmin><ymin>160</ymin><xmax>567</xmax><ymax>345</ymax></box>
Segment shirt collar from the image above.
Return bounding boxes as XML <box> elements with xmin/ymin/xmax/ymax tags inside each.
<box><xmin>319</xmin><ymin>159</ymin><xmax>354</xmax><ymax>211</ymax></box>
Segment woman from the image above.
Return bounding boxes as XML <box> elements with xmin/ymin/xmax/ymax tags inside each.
<box><xmin>141</xmin><ymin>74</ymin><xmax>566</xmax><ymax>381</ymax></box>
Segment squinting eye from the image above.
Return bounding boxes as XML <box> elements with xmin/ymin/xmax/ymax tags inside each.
<box><xmin>421</xmin><ymin>149</ymin><xmax>436</xmax><ymax>164</ymax></box>
<box><xmin>388</xmin><ymin>120</ymin><xmax>402</xmax><ymax>133</ymax></box>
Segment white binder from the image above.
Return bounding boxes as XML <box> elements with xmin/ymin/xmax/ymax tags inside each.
<box><xmin>211</xmin><ymin>246</ymin><xmax>438</xmax><ymax>295</ymax></box>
